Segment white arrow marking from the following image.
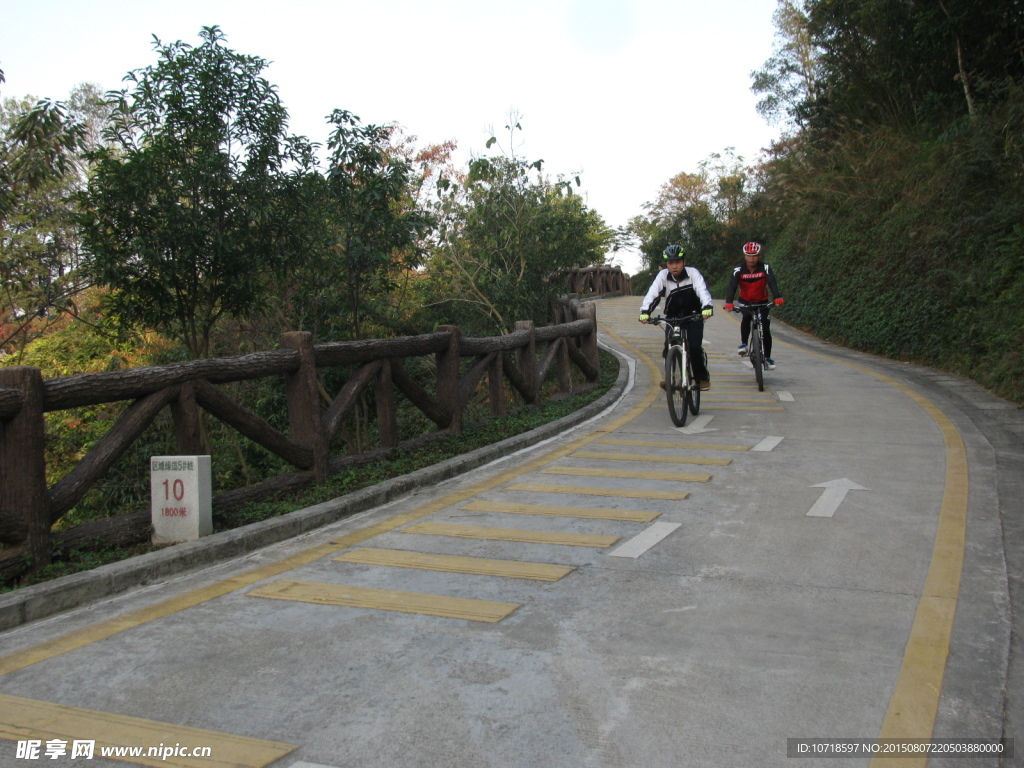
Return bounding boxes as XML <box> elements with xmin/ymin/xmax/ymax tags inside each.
<box><xmin>674</xmin><ymin>414</ymin><xmax>717</xmax><ymax>434</ymax></box>
<box><xmin>608</xmin><ymin>522</ymin><xmax>682</xmax><ymax>558</ymax></box>
<box><xmin>806</xmin><ymin>478</ymin><xmax>870</xmax><ymax>518</ymax></box>
<box><xmin>777</xmin><ymin>391</ymin><xmax>794</xmax><ymax>401</ymax></box>
<box><xmin>752</xmin><ymin>436</ymin><xmax>785</xmax><ymax>452</ymax></box>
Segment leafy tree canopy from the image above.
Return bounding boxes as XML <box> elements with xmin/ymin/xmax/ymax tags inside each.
<box><xmin>421</xmin><ymin>118</ymin><xmax>615</xmax><ymax>334</ymax></box>
<box><xmin>79</xmin><ymin>26</ymin><xmax>307</xmax><ymax>358</ymax></box>
<box><xmin>1</xmin><ymin>84</ymin><xmax>106</xmax><ymax>355</ymax></box>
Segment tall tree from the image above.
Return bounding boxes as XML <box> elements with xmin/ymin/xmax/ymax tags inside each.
<box><xmin>79</xmin><ymin>26</ymin><xmax>305</xmax><ymax>358</ymax></box>
<box><xmin>423</xmin><ymin>120</ymin><xmax>614</xmax><ymax>334</ymax></box>
<box><xmin>750</xmin><ymin>0</ymin><xmax>822</xmax><ymax>127</ymax></box>
<box><xmin>320</xmin><ymin>110</ymin><xmax>433</xmax><ymax>340</ymax></box>
<box><xmin>0</xmin><ymin>84</ymin><xmax>104</xmax><ymax>354</ymax></box>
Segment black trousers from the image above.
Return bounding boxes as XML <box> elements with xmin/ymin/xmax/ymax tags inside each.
<box><xmin>662</xmin><ymin>320</ymin><xmax>710</xmax><ymax>381</ymax></box>
<box><xmin>740</xmin><ymin>307</ymin><xmax>772</xmax><ymax>357</ymax></box>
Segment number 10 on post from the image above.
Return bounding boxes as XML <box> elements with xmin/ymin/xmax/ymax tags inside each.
<box><xmin>150</xmin><ymin>455</ymin><xmax>212</xmax><ymax>544</ymax></box>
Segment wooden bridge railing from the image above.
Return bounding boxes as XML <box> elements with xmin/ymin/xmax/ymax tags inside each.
<box><xmin>563</xmin><ymin>265</ymin><xmax>631</xmax><ymax>296</ymax></box>
<box><xmin>0</xmin><ymin>304</ymin><xmax>602</xmax><ymax>581</ymax></box>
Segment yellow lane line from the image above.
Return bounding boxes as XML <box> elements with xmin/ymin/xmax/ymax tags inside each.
<box><xmin>623</xmin><ymin>305</ymin><xmax>972</xmax><ymax>763</ymax></box>
<box><xmin>248</xmin><ymin>579</ymin><xmax>519</xmax><ymax>623</ymax></box>
<box><xmin>334</xmin><ymin>548</ymin><xmax>575</xmax><ymax>581</ymax></box>
<box><xmin>849</xmin><ymin>368</ymin><xmax>967</xmax><ymax>767</ymax></box>
<box><xmin>0</xmin><ymin>694</ymin><xmax>296</xmax><ymax>768</ymax></box>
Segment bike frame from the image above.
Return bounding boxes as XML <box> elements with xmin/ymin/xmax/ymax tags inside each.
<box><xmin>733</xmin><ymin>301</ymin><xmax>773</xmax><ymax>391</ymax></box>
<box><xmin>650</xmin><ymin>313</ymin><xmax>704</xmax><ymax>425</ymax></box>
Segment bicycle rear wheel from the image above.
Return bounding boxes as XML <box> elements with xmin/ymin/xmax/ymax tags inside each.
<box><xmin>666</xmin><ymin>346</ymin><xmax>688</xmax><ymax>426</ymax></box>
<box><xmin>750</xmin><ymin>324</ymin><xmax>764</xmax><ymax>391</ymax></box>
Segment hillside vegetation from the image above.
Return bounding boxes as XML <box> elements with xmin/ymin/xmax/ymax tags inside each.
<box><xmin>628</xmin><ymin>1</ymin><xmax>1024</xmax><ymax>404</ymax></box>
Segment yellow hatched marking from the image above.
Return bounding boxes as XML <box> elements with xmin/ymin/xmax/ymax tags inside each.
<box><xmin>598</xmin><ymin>438</ymin><xmax>750</xmax><ymax>452</ymax></box>
<box><xmin>571</xmin><ymin>450</ymin><xmax>732</xmax><ymax>466</ymax></box>
<box><xmin>701</xmin><ymin>405</ymin><xmax>785</xmax><ymax>411</ymax></box>
<box><xmin>540</xmin><ymin>466</ymin><xmax>711</xmax><ymax>482</ymax></box>
<box><xmin>335</xmin><ymin>548</ymin><xmax>574</xmax><ymax>581</ymax></box>
<box><xmin>0</xmin><ymin>324</ymin><xmax>658</xmax><ymax>677</ymax></box>
<box><xmin>461</xmin><ymin>500</ymin><xmax>658</xmax><ymax>522</ymax></box>
<box><xmin>507</xmin><ymin>482</ymin><xmax>689</xmax><ymax>501</ymax></box>
<box><xmin>401</xmin><ymin>521</ymin><xmax>620</xmax><ymax>548</ymax></box>
<box><xmin>248</xmin><ymin>579</ymin><xmax>518</xmax><ymax>623</ymax></box>
<box><xmin>702</xmin><ymin>397</ymin><xmax>779</xmax><ymax>404</ymax></box>
<box><xmin>0</xmin><ymin>694</ymin><xmax>296</xmax><ymax>768</ymax></box>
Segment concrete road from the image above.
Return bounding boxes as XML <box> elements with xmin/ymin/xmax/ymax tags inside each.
<box><xmin>0</xmin><ymin>295</ymin><xmax>1020</xmax><ymax>768</ymax></box>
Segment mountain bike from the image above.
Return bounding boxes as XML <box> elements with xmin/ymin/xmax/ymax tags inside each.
<box><xmin>650</xmin><ymin>314</ymin><xmax>705</xmax><ymax>426</ymax></box>
<box><xmin>733</xmin><ymin>301</ymin><xmax>774</xmax><ymax>391</ymax></box>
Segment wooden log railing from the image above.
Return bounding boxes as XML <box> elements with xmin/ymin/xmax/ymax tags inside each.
<box><xmin>0</xmin><ymin>304</ymin><xmax>601</xmax><ymax>581</ymax></box>
<box><xmin>563</xmin><ymin>265</ymin><xmax>631</xmax><ymax>296</ymax></box>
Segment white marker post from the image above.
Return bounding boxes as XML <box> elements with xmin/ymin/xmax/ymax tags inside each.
<box><xmin>150</xmin><ymin>456</ymin><xmax>212</xmax><ymax>544</ymax></box>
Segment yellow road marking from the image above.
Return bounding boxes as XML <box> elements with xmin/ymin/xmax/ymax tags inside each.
<box><xmin>460</xmin><ymin>500</ymin><xmax>659</xmax><ymax>522</ymax></box>
<box><xmin>0</xmin><ymin>300</ymin><xmax>970</xmax><ymax>768</ymax></box>
<box><xmin>597</xmin><ymin>438</ymin><xmax>750</xmax><ymax>452</ymax></box>
<box><xmin>0</xmin><ymin>694</ymin><xmax>296</xmax><ymax>768</ymax></box>
<box><xmin>847</xmin><ymin>371</ymin><xmax>967</xmax><ymax>767</ymax></box>
<box><xmin>570</xmin><ymin>450</ymin><xmax>732</xmax><ymax>466</ymax></box>
<box><xmin>334</xmin><ymin>548</ymin><xmax>575</xmax><ymax>581</ymax></box>
<box><xmin>401</xmin><ymin>522</ymin><xmax>620</xmax><ymax>548</ymax></box>
<box><xmin>540</xmin><ymin>466</ymin><xmax>712</xmax><ymax>482</ymax></box>
<box><xmin>506</xmin><ymin>482</ymin><xmax>690</xmax><ymax>501</ymax></box>
<box><xmin>701</xmin><ymin>397</ymin><xmax>779</xmax><ymax>404</ymax></box>
<box><xmin>615</xmin><ymin>309</ymin><xmax>972</xmax><ymax>766</ymax></box>
<box><xmin>248</xmin><ymin>579</ymin><xmax>519</xmax><ymax>623</ymax></box>
<box><xmin>700</xmin><ymin>405</ymin><xmax>785</xmax><ymax>411</ymax></box>
<box><xmin>0</xmin><ymin>346</ymin><xmax>658</xmax><ymax>677</ymax></box>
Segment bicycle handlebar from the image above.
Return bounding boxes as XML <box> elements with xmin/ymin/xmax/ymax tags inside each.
<box><xmin>649</xmin><ymin>312</ymin><xmax>706</xmax><ymax>326</ymax></box>
<box><xmin>730</xmin><ymin>302</ymin><xmax>776</xmax><ymax>311</ymax></box>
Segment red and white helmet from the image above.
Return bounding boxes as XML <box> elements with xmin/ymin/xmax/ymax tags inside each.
<box><xmin>742</xmin><ymin>241</ymin><xmax>762</xmax><ymax>256</ymax></box>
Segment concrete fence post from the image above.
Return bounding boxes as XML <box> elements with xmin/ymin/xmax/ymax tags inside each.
<box><xmin>436</xmin><ymin>326</ymin><xmax>462</xmax><ymax>435</ymax></box>
<box><xmin>514</xmin><ymin>320</ymin><xmax>538</xmax><ymax>403</ymax></box>
<box><xmin>0</xmin><ymin>366</ymin><xmax>51</xmax><ymax>569</ymax></box>
<box><xmin>280</xmin><ymin>331</ymin><xmax>328</xmax><ymax>483</ymax></box>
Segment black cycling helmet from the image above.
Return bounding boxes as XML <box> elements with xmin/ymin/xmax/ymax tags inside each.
<box><xmin>663</xmin><ymin>244</ymin><xmax>685</xmax><ymax>260</ymax></box>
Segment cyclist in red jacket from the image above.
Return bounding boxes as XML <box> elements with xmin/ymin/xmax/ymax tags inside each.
<box><xmin>723</xmin><ymin>241</ymin><xmax>784</xmax><ymax>369</ymax></box>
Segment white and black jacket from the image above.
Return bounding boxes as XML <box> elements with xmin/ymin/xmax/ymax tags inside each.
<box><xmin>640</xmin><ymin>266</ymin><xmax>714</xmax><ymax>318</ymax></box>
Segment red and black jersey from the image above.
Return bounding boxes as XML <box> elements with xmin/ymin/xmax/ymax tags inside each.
<box><xmin>725</xmin><ymin>262</ymin><xmax>783</xmax><ymax>304</ymax></box>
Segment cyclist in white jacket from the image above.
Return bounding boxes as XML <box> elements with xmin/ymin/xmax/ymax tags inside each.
<box><xmin>638</xmin><ymin>244</ymin><xmax>714</xmax><ymax>390</ymax></box>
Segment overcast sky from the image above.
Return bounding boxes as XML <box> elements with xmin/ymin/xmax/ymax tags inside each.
<box><xmin>1</xmin><ymin>0</ymin><xmax>782</xmax><ymax>274</ymax></box>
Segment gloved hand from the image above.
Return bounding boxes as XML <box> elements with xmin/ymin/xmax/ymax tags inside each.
<box><xmin>774</xmin><ymin>298</ymin><xmax>785</xmax><ymax>306</ymax></box>
<box><xmin>702</xmin><ymin>308</ymin><xmax>713</xmax><ymax>319</ymax></box>
<box><xmin>723</xmin><ymin>303</ymin><xmax>734</xmax><ymax>312</ymax></box>
<box><xmin>638</xmin><ymin>313</ymin><xmax>650</xmax><ymax>324</ymax></box>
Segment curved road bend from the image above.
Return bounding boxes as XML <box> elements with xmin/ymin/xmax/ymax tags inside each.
<box><xmin>0</xmin><ymin>295</ymin><xmax>1020</xmax><ymax>768</ymax></box>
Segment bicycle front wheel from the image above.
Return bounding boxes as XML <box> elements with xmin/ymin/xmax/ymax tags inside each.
<box><xmin>666</xmin><ymin>346</ymin><xmax>688</xmax><ymax>426</ymax></box>
<box><xmin>750</xmin><ymin>324</ymin><xmax>764</xmax><ymax>391</ymax></box>
<box><xmin>687</xmin><ymin>348</ymin><xmax>703</xmax><ymax>415</ymax></box>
